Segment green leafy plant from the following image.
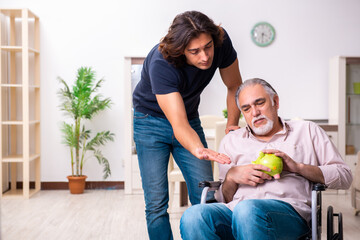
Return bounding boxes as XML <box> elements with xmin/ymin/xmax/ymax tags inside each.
<box><xmin>222</xmin><ymin>109</ymin><xmax>242</xmax><ymax>119</ymax></box>
<box><xmin>58</xmin><ymin>67</ymin><xmax>114</xmax><ymax>179</ymax></box>
<box><xmin>222</xmin><ymin>109</ymin><xmax>228</xmax><ymax>118</ymax></box>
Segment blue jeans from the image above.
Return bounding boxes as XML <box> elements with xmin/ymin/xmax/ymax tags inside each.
<box><xmin>133</xmin><ymin>111</ymin><xmax>214</xmax><ymax>240</ymax></box>
<box><xmin>180</xmin><ymin>199</ymin><xmax>310</xmax><ymax>240</ymax></box>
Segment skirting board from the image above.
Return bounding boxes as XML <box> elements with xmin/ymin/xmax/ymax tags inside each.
<box><xmin>9</xmin><ymin>181</ymin><xmax>125</xmax><ymax>190</ymax></box>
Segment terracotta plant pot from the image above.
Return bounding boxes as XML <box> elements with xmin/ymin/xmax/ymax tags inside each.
<box><xmin>67</xmin><ymin>175</ymin><xmax>87</xmax><ymax>194</ymax></box>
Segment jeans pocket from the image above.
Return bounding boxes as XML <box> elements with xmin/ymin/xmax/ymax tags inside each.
<box><xmin>134</xmin><ymin>111</ymin><xmax>149</xmax><ymax>119</ymax></box>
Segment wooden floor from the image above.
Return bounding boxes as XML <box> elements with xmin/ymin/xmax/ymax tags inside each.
<box><xmin>1</xmin><ymin>190</ymin><xmax>359</xmax><ymax>240</ymax></box>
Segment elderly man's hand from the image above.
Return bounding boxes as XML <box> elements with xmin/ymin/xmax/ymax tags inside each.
<box><xmin>262</xmin><ymin>149</ymin><xmax>325</xmax><ymax>184</ymax></box>
<box><xmin>194</xmin><ymin>147</ymin><xmax>231</xmax><ymax>164</ymax></box>
<box><xmin>262</xmin><ymin>149</ymin><xmax>299</xmax><ymax>173</ymax></box>
<box><xmin>226</xmin><ymin>164</ymin><xmax>272</xmax><ymax>187</ymax></box>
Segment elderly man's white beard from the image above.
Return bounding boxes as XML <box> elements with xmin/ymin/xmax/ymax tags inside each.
<box><xmin>251</xmin><ymin>115</ymin><xmax>274</xmax><ymax>135</ymax></box>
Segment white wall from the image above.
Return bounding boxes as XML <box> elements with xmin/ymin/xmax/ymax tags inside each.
<box><xmin>1</xmin><ymin>0</ymin><xmax>360</xmax><ymax>181</ymax></box>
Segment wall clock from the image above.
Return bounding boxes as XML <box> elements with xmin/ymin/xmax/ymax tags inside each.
<box><xmin>251</xmin><ymin>22</ymin><xmax>275</xmax><ymax>47</ymax></box>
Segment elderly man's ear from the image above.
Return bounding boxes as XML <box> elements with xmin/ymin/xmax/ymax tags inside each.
<box><xmin>273</xmin><ymin>95</ymin><xmax>280</xmax><ymax>109</ymax></box>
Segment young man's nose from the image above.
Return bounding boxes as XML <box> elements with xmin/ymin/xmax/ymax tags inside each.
<box><xmin>199</xmin><ymin>50</ymin><xmax>209</xmax><ymax>61</ymax></box>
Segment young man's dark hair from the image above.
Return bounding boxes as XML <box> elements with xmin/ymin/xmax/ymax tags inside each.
<box><xmin>159</xmin><ymin>11</ymin><xmax>224</xmax><ymax>68</ymax></box>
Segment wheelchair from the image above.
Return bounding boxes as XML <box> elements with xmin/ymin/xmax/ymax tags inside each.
<box><xmin>199</xmin><ymin>181</ymin><xmax>343</xmax><ymax>240</ymax></box>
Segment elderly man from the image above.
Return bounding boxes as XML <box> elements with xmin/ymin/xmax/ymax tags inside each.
<box><xmin>180</xmin><ymin>78</ymin><xmax>353</xmax><ymax>240</ymax></box>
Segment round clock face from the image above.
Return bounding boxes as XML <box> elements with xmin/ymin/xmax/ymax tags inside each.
<box><xmin>251</xmin><ymin>22</ymin><xmax>275</xmax><ymax>47</ymax></box>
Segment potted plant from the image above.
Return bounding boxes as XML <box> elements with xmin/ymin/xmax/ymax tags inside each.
<box><xmin>58</xmin><ymin>67</ymin><xmax>115</xmax><ymax>194</ymax></box>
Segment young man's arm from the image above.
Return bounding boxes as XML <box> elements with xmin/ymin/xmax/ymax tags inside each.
<box><xmin>156</xmin><ymin>92</ymin><xmax>230</xmax><ymax>164</ymax></box>
<box><xmin>219</xmin><ymin>58</ymin><xmax>242</xmax><ymax>133</ymax></box>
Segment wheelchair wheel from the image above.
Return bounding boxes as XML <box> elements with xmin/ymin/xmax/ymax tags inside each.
<box><xmin>327</xmin><ymin>206</ymin><xmax>343</xmax><ymax>240</ymax></box>
<box><xmin>327</xmin><ymin>206</ymin><xmax>334</xmax><ymax>240</ymax></box>
<box><xmin>337</xmin><ymin>212</ymin><xmax>343</xmax><ymax>240</ymax></box>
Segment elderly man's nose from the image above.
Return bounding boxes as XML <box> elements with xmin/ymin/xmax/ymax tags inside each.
<box><xmin>251</xmin><ymin>107</ymin><xmax>260</xmax><ymax>116</ymax></box>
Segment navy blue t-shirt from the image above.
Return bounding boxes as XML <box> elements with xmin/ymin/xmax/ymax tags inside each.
<box><xmin>133</xmin><ymin>29</ymin><xmax>237</xmax><ymax>120</ymax></box>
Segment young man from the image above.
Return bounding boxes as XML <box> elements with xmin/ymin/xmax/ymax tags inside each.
<box><xmin>132</xmin><ymin>11</ymin><xmax>242</xmax><ymax>240</ymax></box>
<box><xmin>180</xmin><ymin>78</ymin><xmax>353</xmax><ymax>240</ymax></box>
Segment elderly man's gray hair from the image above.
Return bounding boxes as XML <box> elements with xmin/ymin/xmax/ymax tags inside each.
<box><xmin>235</xmin><ymin>78</ymin><xmax>278</xmax><ymax>111</ymax></box>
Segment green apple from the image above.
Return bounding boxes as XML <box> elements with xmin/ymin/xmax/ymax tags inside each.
<box><xmin>252</xmin><ymin>151</ymin><xmax>283</xmax><ymax>179</ymax></box>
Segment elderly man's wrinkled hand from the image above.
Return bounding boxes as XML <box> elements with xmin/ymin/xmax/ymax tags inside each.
<box><xmin>262</xmin><ymin>149</ymin><xmax>299</xmax><ymax>173</ymax></box>
<box><xmin>226</xmin><ymin>164</ymin><xmax>272</xmax><ymax>187</ymax></box>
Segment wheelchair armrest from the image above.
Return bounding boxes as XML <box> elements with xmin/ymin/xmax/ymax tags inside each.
<box><xmin>199</xmin><ymin>181</ymin><xmax>222</xmax><ymax>190</ymax></box>
<box><xmin>312</xmin><ymin>183</ymin><xmax>327</xmax><ymax>191</ymax></box>
<box><xmin>199</xmin><ymin>181</ymin><xmax>222</xmax><ymax>204</ymax></box>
